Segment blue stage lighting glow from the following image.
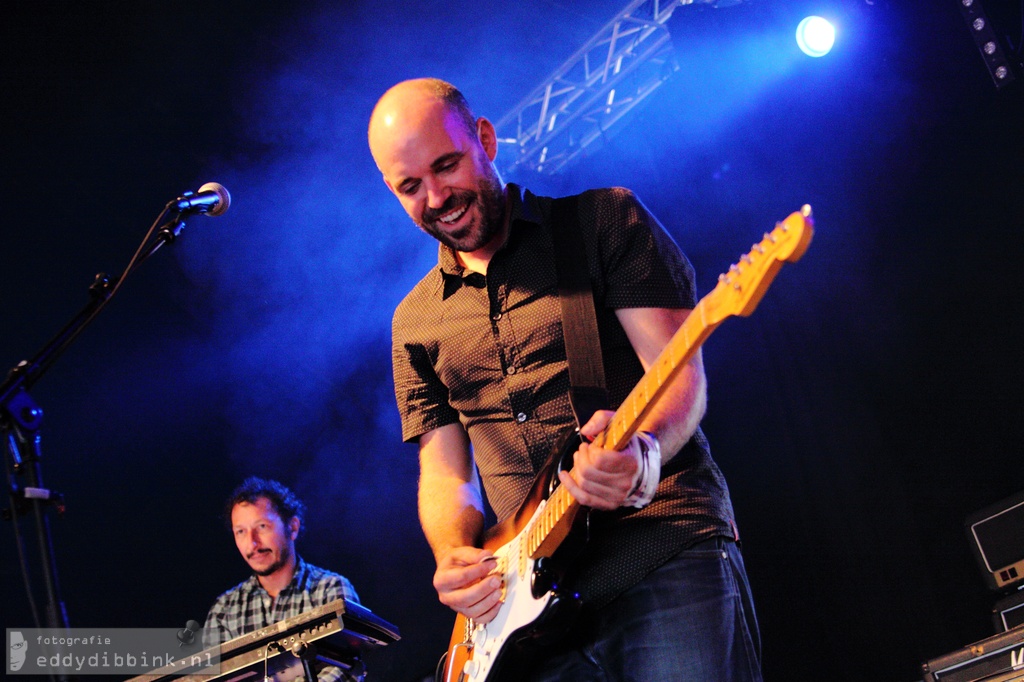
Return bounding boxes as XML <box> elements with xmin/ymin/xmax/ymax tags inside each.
<box><xmin>796</xmin><ymin>16</ymin><xmax>836</xmax><ymax>57</ymax></box>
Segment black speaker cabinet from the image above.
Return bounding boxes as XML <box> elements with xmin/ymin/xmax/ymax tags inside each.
<box><xmin>921</xmin><ymin>625</ymin><xmax>1024</xmax><ymax>682</ymax></box>
<box><xmin>966</xmin><ymin>490</ymin><xmax>1024</xmax><ymax>591</ymax></box>
<box><xmin>995</xmin><ymin>590</ymin><xmax>1024</xmax><ymax>633</ymax></box>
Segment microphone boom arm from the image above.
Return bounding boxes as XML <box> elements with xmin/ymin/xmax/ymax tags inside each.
<box><xmin>2</xmin><ymin>184</ymin><xmax>226</xmax><ymax>637</ymax></box>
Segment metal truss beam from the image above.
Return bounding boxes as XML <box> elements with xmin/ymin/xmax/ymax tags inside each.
<box><xmin>495</xmin><ymin>0</ymin><xmax>730</xmax><ymax>176</ymax></box>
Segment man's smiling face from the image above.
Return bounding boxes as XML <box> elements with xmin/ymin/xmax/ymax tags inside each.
<box><xmin>369</xmin><ymin>85</ymin><xmax>504</xmax><ymax>256</ymax></box>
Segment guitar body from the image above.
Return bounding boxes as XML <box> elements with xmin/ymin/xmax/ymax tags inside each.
<box><xmin>443</xmin><ymin>430</ymin><xmax>587</xmax><ymax>682</ymax></box>
<box><xmin>440</xmin><ymin>207</ymin><xmax>815</xmax><ymax>682</ymax></box>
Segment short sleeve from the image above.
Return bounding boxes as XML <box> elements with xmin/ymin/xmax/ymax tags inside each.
<box><xmin>391</xmin><ymin>295</ymin><xmax>461</xmax><ymax>443</ymax></box>
<box><xmin>581</xmin><ymin>187</ymin><xmax>697</xmax><ymax>310</ymax></box>
<box><xmin>317</xmin><ymin>573</ymin><xmax>361</xmax><ymax>605</ymax></box>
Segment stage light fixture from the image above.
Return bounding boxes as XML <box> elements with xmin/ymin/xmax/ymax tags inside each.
<box><xmin>957</xmin><ymin>0</ymin><xmax>1016</xmax><ymax>88</ymax></box>
<box><xmin>796</xmin><ymin>16</ymin><xmax>836</xmax><ymax>57</ymax></box>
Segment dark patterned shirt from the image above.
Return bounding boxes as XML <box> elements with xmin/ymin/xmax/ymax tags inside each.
<box><xmin>203</xmin><ymin>557</ymin><xmax>360</xmax><ymax>680</ymax></box>
<box><xmin>392</xmin><ymin>184</ymin><xmax>736</xmax><ymax>607</ymax></box>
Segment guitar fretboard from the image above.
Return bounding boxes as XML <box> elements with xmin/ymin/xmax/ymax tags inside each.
<box><xmin>601</xmin><ymin>298</ymin><xmax>720</xmax><ymax>451</ymax></box>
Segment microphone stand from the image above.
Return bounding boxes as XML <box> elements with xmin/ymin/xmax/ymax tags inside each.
<box><xmin>1</xmin><ymin>202</ymin><xmax>200</xmax><ymax>639</ymax></box>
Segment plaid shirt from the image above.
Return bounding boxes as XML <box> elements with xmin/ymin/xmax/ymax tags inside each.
<box><xmin>204</xmin><ymin>557</ymin><xmax>360</xmax><ymax>681</ymax></box>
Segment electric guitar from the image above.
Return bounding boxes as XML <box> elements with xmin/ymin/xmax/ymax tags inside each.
<box><xmin>440</xmin><ymin>206</ymin><xmax>815</xmax><ymax>682</ymax></box>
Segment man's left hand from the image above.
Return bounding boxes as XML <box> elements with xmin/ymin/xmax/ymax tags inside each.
<box><xmin>557</xmin><ymin>410</ymin><xmax>639</xmax><ymax>510</ymax></box>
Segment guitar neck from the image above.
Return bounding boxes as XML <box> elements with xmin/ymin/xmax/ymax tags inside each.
<box><xmin>598</xmin><ymin>298</ymin><xmax>717</xmax><ymax>451</ymax></box>
<box><xmin>525</xmin><ymin>299</ymin><xmax>717</xmax><ymax>560</ymax></box>
<box><xmin>524</xmin><ymin>205</ymin><xmax>814</xmax><ymax>562</ymax></box>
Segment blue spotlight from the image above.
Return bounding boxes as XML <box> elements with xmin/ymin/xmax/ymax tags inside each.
<box><xmin>796</xmin><ymin>16</ymin><xmax>835</xmax><ymax>57</ymax></box>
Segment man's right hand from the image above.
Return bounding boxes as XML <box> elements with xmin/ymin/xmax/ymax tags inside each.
<box><xmin>433</xmin><ymin>546</ymin><xmax>503</xmax><ymax>623</ymax></box>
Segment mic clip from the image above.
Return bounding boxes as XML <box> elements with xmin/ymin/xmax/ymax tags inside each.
<box><xmin>157</xmin><ymin>214</ymin><xmax>189</xmax><ymax>243</ymax></box>
<box><xmin>170</xmin><ymin>190</ymin><xmax>201</xmax><ymax>214</ymax></box>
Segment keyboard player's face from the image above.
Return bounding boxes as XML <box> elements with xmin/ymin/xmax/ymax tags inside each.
<box><xmin>231</xmin><ymin>497</ymin><xmax>299</xmax><ymax>578</ymax></box>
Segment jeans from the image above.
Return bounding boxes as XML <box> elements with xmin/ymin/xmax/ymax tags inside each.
<box><xmin>526</xmin><ymin>537</ymin><xmax>763</xmax><ymax>681</ymax></box>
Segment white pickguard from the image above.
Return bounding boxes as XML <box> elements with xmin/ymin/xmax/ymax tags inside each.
<box><xmin>458</xmin><ymin>497</ymin><xmax>556</xmax><ymax>682</ymax></box>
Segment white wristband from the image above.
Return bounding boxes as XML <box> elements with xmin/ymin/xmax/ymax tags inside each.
<box><xmin>623</xmin><ymin>431</ymin><xmax>661</xmax><ymax>508</ymax></box>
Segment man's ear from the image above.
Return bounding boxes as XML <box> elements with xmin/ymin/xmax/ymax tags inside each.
<box><xmin>288</xmin><ymin>515</ymin><xmax>300</xmax><ymax>541</ymax></box>
<box><xmin>477</xmin><ymin>117</ymin><xmax>498</xmax><ymax>162</ymax></box>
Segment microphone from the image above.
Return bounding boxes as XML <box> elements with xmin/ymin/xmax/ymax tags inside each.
<box><xmin>170</xmin><ymin>182</ymin><xmax>231</xmax><ymax>216</ymax></box>
<box><xmin>176</xmin><ymin>620</ymin><xmax>201</xmax><ymax>647</ymax></box>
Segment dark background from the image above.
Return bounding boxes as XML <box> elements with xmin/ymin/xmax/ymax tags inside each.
<box><xmin>2</xmin><ymin>1</ymin><xmax>1022</xmax><ymax>680</ymax></box>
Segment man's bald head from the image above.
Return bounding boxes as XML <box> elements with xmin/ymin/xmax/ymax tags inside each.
<box><xmin>368</xmin><ymin>78</ymin><xmax>477</xmax><ymax>165</ymax></box>
<box><xmin>366</xmin><ymin>78</ymin><xmax>505</xmax><ymax>260</ymax></box>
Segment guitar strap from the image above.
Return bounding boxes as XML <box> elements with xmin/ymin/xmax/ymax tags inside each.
<box><xmin>549</xmin><ymin>195</ymin><xmax>610</xmax><ymax>429</ymax></box>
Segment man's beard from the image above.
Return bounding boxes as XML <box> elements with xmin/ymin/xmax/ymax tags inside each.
<box><xmin>250</xmin><ymin>544</ymin><xmax>292</xmax><ymax>577</ymax></box>
<box><xmin>417</xmin><ymin>170</ymin><xmax>504</xmax><ymax>254</ymax></box>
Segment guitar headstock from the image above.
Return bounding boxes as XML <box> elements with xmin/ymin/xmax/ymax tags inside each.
<box><xmin>703</xmin><ymin>205</ymin><xmax>814</xmax><ymax>324</ymax></box>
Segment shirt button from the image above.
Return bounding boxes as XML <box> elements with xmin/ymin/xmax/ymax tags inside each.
<box><xmin>506</xmin><ymin>366</ymin><xmax>517</xmax><ymax>375</ymax></box>
<box><xmin>516</xmin><ymin>412</ymin><xmax>528</xmax><ymax>423</ymax></box>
